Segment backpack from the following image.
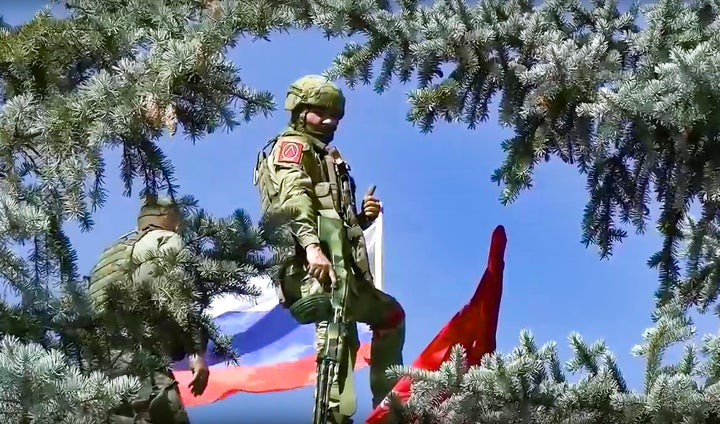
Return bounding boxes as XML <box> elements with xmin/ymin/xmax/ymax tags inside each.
<box><xmin>88</xmin><ymin>228</ymin><xmax>194</xmax><ymax>361</ymax></box>
<box><xmin>88</xmin><ymin>229</ymin><xmax>150</xmax><ymax>311</ymax></box>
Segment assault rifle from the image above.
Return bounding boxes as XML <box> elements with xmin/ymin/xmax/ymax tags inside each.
<box><xmin>313</xmin><ymin>214</ymin><xmax>357</xmax><ymax>424</ymax></box>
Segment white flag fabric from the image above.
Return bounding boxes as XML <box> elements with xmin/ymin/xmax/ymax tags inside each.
<box><xmin>362</xmin><ymin>210</ymin><xmax>384</xmax><ymax>292</ymax></box>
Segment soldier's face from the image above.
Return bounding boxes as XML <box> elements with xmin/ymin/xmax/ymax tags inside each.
<box><xmin>305</xmin><ymin>108</ymin><xmax>340</xmax><ymax>133</ymax></box>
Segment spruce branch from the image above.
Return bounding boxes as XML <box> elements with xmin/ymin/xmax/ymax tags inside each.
<box><xmin>394</xmin><ymin>304</ymin><xmax>720</xmax><ymax>424</ymax></box>
<box><xmin>319</xmin><ymin>0</ymin><xmax>720</xmax><ymax>308</ymax></box>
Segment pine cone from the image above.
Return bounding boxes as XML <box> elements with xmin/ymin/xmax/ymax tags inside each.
<box><xmin>143</xmin><ymin>95</ymin><xmax>162</xmax><ymax>127</ymax></box>
<box><xmin>536</xmin><ymin>95</ymin><xmax>551</xmax><ymax>110</ymax></box>
<box><xmin>203</xmin><ymin>0</ymin><xmax>221</xmax><ymax>19</ymax></box>
<box><xmin>164</xmin><ymin>103</ymin><xmax>177</xmax><ymax>136</ymax></box>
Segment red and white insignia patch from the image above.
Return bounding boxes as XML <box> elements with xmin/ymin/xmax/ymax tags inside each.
<box><xmin>277</xmin><ymin>140</ymin><xmax>303</xmax><ymax>164</ymax></box>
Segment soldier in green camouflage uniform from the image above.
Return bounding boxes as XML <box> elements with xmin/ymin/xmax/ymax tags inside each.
<box><xmin>254</xmin><ymin>75</ymin><xmax>406</xmax><ymax>423</ymax></box>
<box><xmin>88</xmin><ymin>197</ymin><xmax>210</xmax><ymax>424</ymax></box>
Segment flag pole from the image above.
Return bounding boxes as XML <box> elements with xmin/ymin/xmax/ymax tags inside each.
<box><xmin>374</xmin><ymin>204</ymin><xmax>384</xmax><ymax>292</ymax></box>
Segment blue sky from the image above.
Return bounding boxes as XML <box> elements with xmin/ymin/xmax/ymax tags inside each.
<box><xmin>5</xmin><ymin>1</ymin><xmax>717</xmax><ymax>423</ymax></box>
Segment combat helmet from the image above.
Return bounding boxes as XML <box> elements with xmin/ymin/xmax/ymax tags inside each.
<box><xmin>284</xmin><ymin>75</ymin><xmax>345</xmax><ymax>119</ymax></box>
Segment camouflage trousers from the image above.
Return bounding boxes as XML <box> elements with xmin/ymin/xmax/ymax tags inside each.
<box><xmin>109</xmin><ymin>369</ymin><xmax>190</xmax><ymax>424</ymax></box>
<box><xmin>301</xmin><ymin>274</ymin><xmax>406</xmax><ymax>422</ymax></box>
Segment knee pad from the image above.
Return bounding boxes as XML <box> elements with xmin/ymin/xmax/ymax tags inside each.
<box><xmin>288</xmin><ymin>293</ymin><xmax>334</xmax><ymax>324</ymax></box>
<box><xmin>370</xmin><ymin>304</ymin><xmax>405</xmax><ymax>337</ymax></box>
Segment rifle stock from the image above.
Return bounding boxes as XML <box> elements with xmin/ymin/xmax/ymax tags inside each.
<box><xmin>313</xmin><ymin>214</ymin><xmax>356</xmax><ymax>424</ymax></box>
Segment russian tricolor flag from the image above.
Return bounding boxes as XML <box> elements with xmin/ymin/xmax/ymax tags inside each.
<box><xmin>173</xmin><ymin>213</ymin><xmax>386</xmax><ymax>406</ymax></box>
<box><xmin>173</xmin><ymin>216</ymin><xmax>506</xmax><ymax>424</ymax></box>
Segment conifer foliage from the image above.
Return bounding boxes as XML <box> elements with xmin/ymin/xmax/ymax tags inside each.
<box><xmin>0</xmin><ymin>336</ymin><xmax>140</xmax><ymax>424</ymax></box>
<box><xmin>323</xmin><ymin>0</ymin><xmax>720</xmax><ymax>308</ymax></box>
<box><xmin>383</xmin><ymin>304</ymin><xmax>720</xmax><ymax>424</ymax></box>
<box><xmin>4</xmin><ymin>0</ymin><xmax>720</xmax><ymax>422</ymax></box>
<box><xmin>318</xmin><ymin>0</ymin><xmax>720</xmax><ymax>422</ymax></box>
<box><xmin>0</xmin><ymin>1</ymin><xmax>293</xmax><ymax>422</ymax></box>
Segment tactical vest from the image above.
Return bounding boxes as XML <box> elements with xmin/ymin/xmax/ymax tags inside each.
<box><xmin>88</xmin><ymin>227</ymin><xmax>191</xmax><ymax>361</ymax></box>
<box><xmin>254</xmin><ymin>132</ymin><xmax>375</xmax><ymax>285</ymax></box>
<box><xmin>88</xmin><ymin>228</ymin><xmax>151</xmax><ymax>311</ymax></box>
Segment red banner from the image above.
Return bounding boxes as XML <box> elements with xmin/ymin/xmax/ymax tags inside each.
<box><xmin>366</xmin><ymin>225</ymin><xmax>507</xmax><ymax>423</ymax></box>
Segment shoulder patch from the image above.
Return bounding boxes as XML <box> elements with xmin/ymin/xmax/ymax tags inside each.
<box><xmin>276</xmin><ymin>140</ymin><xmax>304</xmax><ymax>164</ymax></box>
